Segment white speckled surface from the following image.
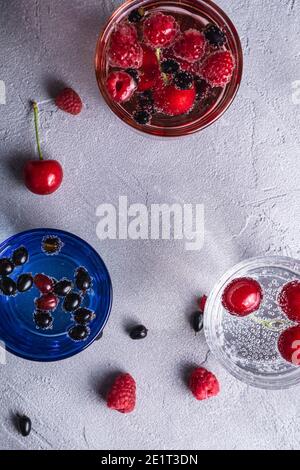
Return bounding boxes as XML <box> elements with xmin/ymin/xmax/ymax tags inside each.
<box><xmin>0</xmin><ymin>0</ymin><xmax>300</xmax><ymax>450</ymax></box>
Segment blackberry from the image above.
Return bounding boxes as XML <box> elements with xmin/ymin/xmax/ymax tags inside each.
<box><xmin>195</xmin><ymin>78</ymin><xmax>211</xmax><ymax>101</ymax></box>
<box><xmin>161</xmin><ymin>59</ymin><xmax>179</xmax><ymax>74</ymax></box>
<box><xmin>204</xmin><ymin>25</ymin><xmax>226</xmax><ymax>47</ymax></box>
<box><xmin>133</xmin><ymin>110</ymin><xmax>151</xmax><ymax>125</ymax></box>
<box><xmin>138</xmin><ymin>90</ymin><xmax>155</xmax><ymax>113</ymax></box>
<box><xmin>125</xmin><ymin>68</ymin><xmax>139</xmax><ymax>85</ymax></box>
<box><xmin>128</xmin><ymin>8</ymin><xmax>144</xmax><ymax>23</ymax></box>
<box><xmin>173</xmin><ymin>71</ymin><xmax>194</xmax><ymax>90</ymax></box>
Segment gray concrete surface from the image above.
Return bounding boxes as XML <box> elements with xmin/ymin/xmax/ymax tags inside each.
<box><xmin>0</xmin><ymin>0</ymin><xmax>300</xmax><ymax>450</ymax></box>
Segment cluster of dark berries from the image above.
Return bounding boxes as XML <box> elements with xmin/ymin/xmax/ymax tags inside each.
<box><xmin>0</xmin><ymin>246</ymin><xmax>31</xmax><ymax>296</ymax></box>
<box><xmin>33</xmin><ymin>266</ymin><xmax>95</xmax><ymax>342</ymax></box>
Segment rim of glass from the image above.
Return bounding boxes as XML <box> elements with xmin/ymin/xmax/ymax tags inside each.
<box><xmin>95</xmin><ymin>0</ymin><xmax>243</xmax><ymax>137</ymax></box>
<box><xmin>0</xmin><ymin>228</ymin><xmax>113</xmax><ymax>362</ymax></box>
<box><xmin>204</xmin><ymin>256</ymin><xmax>300</xmax><ymax>390</ymax></box>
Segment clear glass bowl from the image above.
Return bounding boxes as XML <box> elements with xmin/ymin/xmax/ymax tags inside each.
<box><xmin>0</xmin><ymin>229</ymin><xmax>112</xmax><ymax>362</ymax></box>
<box><xmin>204</xmin><ymin>256</ymin><xmax>300</xmax><ymax>389</ymax></box>
<box><xmin>95</xmin><ymin>0</ymin><xmax>243</xmax><ymax>137</ymax></box>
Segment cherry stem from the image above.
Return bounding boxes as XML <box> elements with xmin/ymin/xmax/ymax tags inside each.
<box><xmin>32</xmin><ymin>101</ymin><xmax>43</xmax><ymax>161</ymax></box>
<box><xmin>155</xmin><ymin>48</ymin><xmax>168</xmax><ymax>84</ymax></box>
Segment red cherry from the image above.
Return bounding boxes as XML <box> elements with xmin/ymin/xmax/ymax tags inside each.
<box><xmin>24</xmin><ymin>160</ymin><xmax>63</xmax><ymax>195</ymax></box>
<box><xmin>137</xmin><ymin>45</ymin><xmax>161</xmax><ymax>92</ymax></box>
<box><xmin>278</xmin><ymin>325</ymin><xmax>300</xmax><ymax>365</ymax></box>
<box><xmin>222</xmin><ymin>277</ymin><xmax>263</xmax><ymax>317</ymax></box>
<box><xmin>24</xmin><ymin>102</ymin><xmax>63</xmax><ymax>195</ymax></box>
<box><xmin>34</xmin><ymin>274</ymin><xmax>54</xmax><ymax>294</ymax></box>
<box><xmin>154</xmin><ymin>84</ymin><xmax>196</xmax><ymax>116</ymax></box>
<box><xmin>35</xmin><ymin>293</ymin><xmax>58</xmax><ymax>311</ymax></box>
<box><xmin>278</xmin><ymin>281</ymin><xmax>300</xmax><ymax>322</ymax></box>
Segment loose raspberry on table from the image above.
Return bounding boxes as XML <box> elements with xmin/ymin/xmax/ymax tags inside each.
<box><xmin>106</xmin><ymin>71</ymin><xmax>136</xmax><ymax>103</ymax></box>
<box><xmin>143</xmin><ymin>12</ymin><xmax>179</xmax><ymax>48</ymax></box>
<box><xmin>200</xmin><ymin>50</ymin><xmax>235</xmax><ymax>88</ymax></box>
<box><xmin>55</xmin><ymin>88</ymin><xmax>83</xmax><ymax>115</ymax></box>
<box><xmin>107</xmin><ymin>373</ymin><xmax>136</xmax><ymax>414</ymax></box>
<box><xmin>173</xmin><ymin>29</ymin><xmax>206</xmax><ymax>63</ymax></box>
<box><xmin>189</xmin><ymin>367</ymin><xmax>220</xmax><ymax>401</ymax></box>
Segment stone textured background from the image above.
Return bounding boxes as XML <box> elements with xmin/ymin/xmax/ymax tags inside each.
<box><xmin>0</xmin><ymin>0</ymin><xmax>300</xmax><ymax>450</ymax></box>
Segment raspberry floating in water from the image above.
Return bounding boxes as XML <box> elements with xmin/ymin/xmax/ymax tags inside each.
<box><xmin>189</xmin><ymin>367</ymin><xmax>220</xmax><ymax>401</ymax></box>
<box><xmin>204</xmin><ymin>24</ymin><xmax>226</xmax><ymax>48</ymax></box>
<box><xmin>42</xmin><ymin>236</ymin><xmax>63</xmax><ymax>255</ymax></box>
<box><xmin>278</xmin><ymin>281</ymin><xmax>300</xmax><ymax>322</ymax></box>
<box><xmin>200</xmin><ymin>50</ymin><xmax>235</xmax><ymax>88</ymax></box>
<box><xmin>106</xmin><ymin>71</ymin><xmax>137</xmax><ymax>103</ymax></box>
<box><xmin>0</xmin><ymin>258</ymin><xmax>14</xmax><ymax>277</ymax></box>
<box><xmin>278</xmin><ymin>325</ymin><xmax>300</xmax><ymax>365</ymax></box>
<box><xmin>12</xmin><ymin>246</ymin><xmax>29</xmax><ymax>266</ymax></box>
<box><xmin>35</xmin><ymin>293</ymin><xmax>58</xmax><ymax>311</ymax></box>
<box><xmin>108</xmin><ymin>22</ymin><xmax>142</xmax><ymax>69</ymax></box>
<box><xmin>34</xmin><ymin>273</ymin><xmax>54</xmax><ymax>294</ymax></box>
<box><xmin>34</xmin><ymin>311</ymin><xmax>53</xmax><ymax>330</ymax></box>
<box><xmin>143</xmin><ymin>12</ymin><xmax>179</xmax><ymax>48</ymax></box>
<box><xmin>173</xmin><ymin>29</ymin><xmax>206</xmax><ymax>63</ymax></box>
<box><xmin>17</xmin><ymin>274</ymin><xmax>33</xmax><ymax>293</ymax></box>
<box><xmin>68</xmin><ymin>325</ymin><xmax>90</xmax><ymax>342</ymax></box>
<box><xmin>107</xmin><ymin>373</ymin><xmax>136</xmax><ymax>414</ymax></box>
<box><xmin>0</xmin><ymin>277</ymin><xmax>17</xmax><ymax>296</ymax></box>
<box><xmin>222</xmin><ymin>277</ymin><xmax>263</xmax><ymax>317</ymax></box>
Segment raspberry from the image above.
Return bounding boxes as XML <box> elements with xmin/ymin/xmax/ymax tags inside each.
<box><xmin>173</xmin><ymin>29</ymin><xmax>206</xmax><ymax>63</ymax></box>
<box><xmin>55</xmin><ymin>88</ymin><xmax>83</xmax><ymax>115</ymax></box>
<box><xmin>143</xmin><ymin>12</ymin><xmax>179</xmax><ymax>48</ymax></box>
<box><xmin>198</xmin><ymin>295</ymin><xmax>207</xmax><ymax>313</ymax></box>
<box><xmin>110</xmin><ymin>22</ymin><xmax>138</xmax><ymax>45</ymax></box>
<box><xmin>154</xmin><ymin>83</ymin><xmax>196</xmax><ymax>116</ymax></box>
<box><xmin>278</xmin><ymin>325</ymin><xmax>300</xmax><ymax>365</ymax></box>
<box><xmin>108</xmin><ymin>41</ymin><xmax>143</xmax><ymax>69</ymax></box>
<box><xmin>189</xmin><ymin>367</ymin><xmax>220</xmax><ymax>401</ymax></box>
<box><xmin>137</xmin><ymin>45</ymin><xmax>161</xmax><ymax>92</ymax></box>
<box><xmin>222</xmin><ymin>278</ymin><xmax>263</xmax><ymax>317</ymax></box>
<box><xmin>106</xmin><ymin>71</ymin><xmax>136</xmax><ymax>103</ymax></box>
<box><xmin>200</xmin><ymin>50</ymin><xmax>235</xmax><ymax>88</ymax></box>
<box><xmin>107</xmin><ymin>373</ymin><xmax>136</xmax><ymax>413</ymax></box>
<box><xmin>278</xmin><ymin>281</ymin><xmax>300</xmax><ymax>322</ymax></box>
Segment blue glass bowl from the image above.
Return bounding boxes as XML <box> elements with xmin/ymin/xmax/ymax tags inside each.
<box><xmin>0</xmin><ymin>229</ymin><xmax>112</xmax><ymax>362</ymax></box>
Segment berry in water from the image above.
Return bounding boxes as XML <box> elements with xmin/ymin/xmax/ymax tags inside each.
<box><xmin>42</xmin><ymin>235</ymin><xmax>63</xmax><ymax>255</ymax></box>
<box><xmin>192</xmin><ymin>312</ymin><xmax>204</xmax><ymax>333</ymax></box>
<box><xmin>53</xmin><ymin>279</ymin><xmax>73</xmax><ymax>297</ymax></box>
<box><xmin>35</xmin><ymin>293</ymin><xmax>58</xmax><ymax>311</ymax></box>
<box><xmin>68</xmin><ymin>325</ymin><xmax>90</xmax><ymax>341</ymax></box>
<box><xmin>0</xmin><ymin>277</ymin><xmax>17</xmax><ymax>296</ymax></box>
<box><xmin>34</xmin><ymin>311</ymin><xmax>53</xmax><ymax>330</ymax></box>
<box><xmin>173</xmin><ymin>29</ymin><xmax>206</xmax><ymax>63</ymax></box>
<box><xmin>75</xmin><ymin>267</ymin><xmax>92</xmax><ymax>291</ymax></box>
<box><xmin>17</xmin><ymin>415</ymin><xmax>32</xmax><ymax>437</ymax></box>
<box><xmin>125</xmin><ymin>68</ymin><xmax>140</xmax><ymax>84</ymax></box>
<box><xmin>34</xmin><ymin>274</ymin><xmax>54</xmax><ymax>294</ymax></box>
<box><xmin>63</xmin><ymin>292</ymin><xmax>82</xmax><ymax>312</ymax></box>
<box><xmin>204</xmin><ymin>25</ymin><xmax>226</xmax><ymax>48</ymax></box>
<box><xmin>17</xmin><ymin>274</ymin><xmax>33</xmax><ymax>293</ymax></box>
<box><xmin>138</xmin><ymin>90</ymin><xmax>155</xmax><ymax>114</ymax></box>
<box><xmin>154</xmin><ymin>84</ymin><xmax>196</xmax><ymax>116</ymax></box>
<box><xmin>173</xmin><ymin>71</ymin><xmax>194</xmax><ymax>90</ymax></box>
<box><xmin>106</xmin><ymin>71</ymin><xmax>136</xmax><ymax>103</ymax></box>
<box><xmin>110</xmin><ymin>22</ymin><xmax>138</xmax><ymax>45</ymax></box>
<box><xmin>222</xmin><ymin>277</ymin><xmax>263</xmax><ymax>317</ymax></box>
<box><xmin>108</xmin><ymin>23</ymin><xmax>142</xmax><ymax>69</ymax></box>
<box><xmin>128</xmin><ymin>8</ymin><xmax>145</xmax><ymax>24</ymax></box>
<box><xmin>161</xmin><ymin>59</ymin><xmax>180</xmax><ymax>74</ymax></box>
<box><xmin>201</xmin><ymin>50</ymin><xmax>235</xmax><ymax>88</ymax></box>
<box><xmin>129</xmin><ymin>325</ymin><xmax>148</xmax><ymax>340</ymax></box>
<box><xmin>12</xmin><ymin>246</ymin><xmax>29</xmax><ymax>266</ymax></box>
<box><xmin>73</xmin><ymin>308</ymin><xmax>95</xmax><ymax>325</ymax></box>
<box><xmin>133</xmin><ymin>110</ymin><xmax>151</xmax><ymax>125</ymax></box>
<box><xmin>278</xmin><ymin>325</ymin><xmax>300</xmax><ymax>365</ymax></box>
<box><xmin>143</xmin><ymin>12</ymin><xmax>179</xmax><ymax>48</ymax></box>
<box><xmin>195</xmin><ymin>78</ymin><xmax>211</xmax><ymax>101</ymax></box>
<box><xmin>278</xmin><ymin>281</ymin><xmax>300</xmax><ymax>322</ymax></box>
<box><xmin>0</xmin><ymin>258</ymin><xmax>14</xmax><ymax>276</ymax></box>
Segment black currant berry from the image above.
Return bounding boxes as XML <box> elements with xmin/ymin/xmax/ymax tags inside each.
<box><xmin>192</xmin><ymin>311</ymin><xmax>204</xmax><ymax>333</ymax></box>
<box><xmin>68</xmin><ymin>325</ymin><xmax>90</xmax><ymax>341</ymax></box>
<box><xmin>161</xmin><ymin>59</ymin><xmax>180</xmax><ymax>74</ymax></box>
<box><xmin>173</xmin><ymin>71</ymin><xmax>194</xmax><ymax>90</ymax></box>
<box><xmin>0</xmin><ymin>258</ymin><xmax>14</xmax><ymax>276</ymax></box>
<box><xmin>34</xmin><ymin>311</ymin><xmax>53</xmax><ymax>329</ymax></box>
<box><xmin>128</xmin><ymin>8</ymin><xmax>144</xmax><ymax>23</ymax></box>
<box><xmin>0</xmin><ymin>277</ymin><xmax>17</xmax><ymax>296</ymax></box>
<box><xmin>12</xmin><ymin>246</ymin><xmax>29</xmax><ymax>266</ymax></box>
<box><xmin>204</xmin><ymin>24</ymin><xmax>226</xmax><ymax>47</ymax></box>
<box><xmin>133</xmin><ymin>110</ymin><xmax>151</xmax><ymax>125</ymax></box>
<box><xmin>73</xmin><ymin>308</ymin><xmax>95</xmax><ymax>325</ymax></box>
<box><xmin>17</xmin><ymin>274</ymin><xmax>33</xmax><ymax>293</ymax></box>
<box><xmin>125</xmin><ymin>68</ymin><xmax>139</xmax><ymax>85</ymax></box>
<box><xmin>42</xmin><ymin>236</ymin><xmax>63</xmax><ymax>255</ymax></box>
<box><xmin>195</xmin><ymin>78</ymin><xmax>211</xmax><ymax>101</ymax></box>
<box><xmin>53</xmin><ymin>279</ymin><xmax>73</xmax><ymax>297</ymax></box>
<box><xmin>17</xmin><ymin>415</ymin><xmax>32</xmax><ymax>437</ymax></box>
<box><xmin>138</xmin><ymin>91</ymin><xmax>155</xmax><ymax>114</ymax></box>
<box><xmin>75</xmin><ymin>267</ymin><xmax>92</xmax><ymax>291</ymax></box>
<box><xmin>63</xmin><ymin>292</ymin><xmax>82</xmax><ymax>312</ymax></box>
<box><xmin>129</xmin><ymin>325</ymin><xmax>148</xmax><ymax>340</ymax></box>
